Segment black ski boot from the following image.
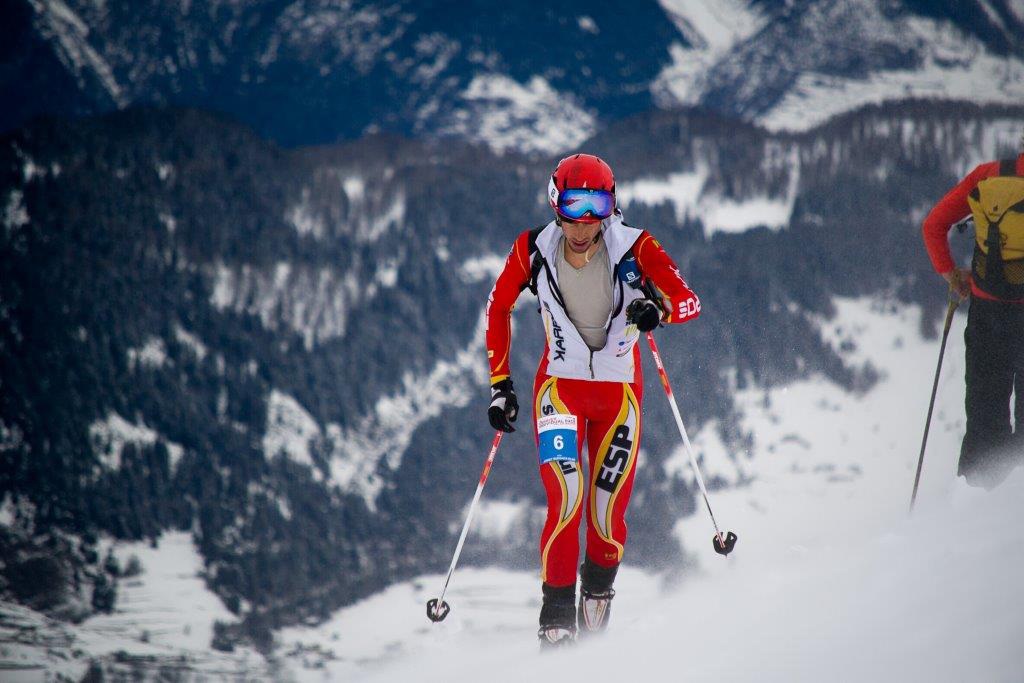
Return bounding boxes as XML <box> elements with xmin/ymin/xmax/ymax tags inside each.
<box><xmin>578</xmin><ymin>558</ymin><xmax>617</xmax><ymax>636</ymax></box>
<box><xmin>538</xmin><ymin>583</ymin><xmax>576</xmax><ymax>649</ymax></box>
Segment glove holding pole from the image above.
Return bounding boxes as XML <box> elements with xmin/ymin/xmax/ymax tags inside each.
<box><xmin>488</xmin><ymin>379</ymin><xmax>518</xmax><ymax>432</ymax></box>
<box><xmin>625</xmin><ymin>298</ymin><xmax>662</xmax><ymax>333</ymax></box>
<box><xmin>427</xmin><ymin>430</ymin><xmax>504</xmax><ymax>622</ymax></box>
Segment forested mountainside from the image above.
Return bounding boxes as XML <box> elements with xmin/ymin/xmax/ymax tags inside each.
<box><xmin>1</xmin><ymin>100</ymin><xmax>1021</xmax><ymax>647</ymax></box>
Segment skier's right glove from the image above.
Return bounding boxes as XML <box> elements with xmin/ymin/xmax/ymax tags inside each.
<box><xmin>626</xmin><ymin>298</ymin><xmax>662</xmax><ymax>332</ymax></box>
<box><xmin>488</xmin><ymin>378</ymin><xmax>519</xmax><ymax>433</ymax></box>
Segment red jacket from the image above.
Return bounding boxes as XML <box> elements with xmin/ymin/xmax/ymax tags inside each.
<box><xmin>922</xmin><ymin>153</ymin><xmax>1024</xmax><ymax>303</ymax></box>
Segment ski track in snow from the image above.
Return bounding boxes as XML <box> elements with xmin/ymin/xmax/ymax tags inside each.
<box><xmin>280</xmin><ymin>296</ymin><xmax>1024</xmax><ymax>682</ymax></box>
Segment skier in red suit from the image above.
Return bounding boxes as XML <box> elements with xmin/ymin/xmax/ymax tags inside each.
<box><xmin>484</xmin><ymin>154</ymin><xmax>701</xmax><ymax>646</ymax></box>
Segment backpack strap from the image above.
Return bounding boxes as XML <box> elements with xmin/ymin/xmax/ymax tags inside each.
<box><xmin>973</xmin><ymin>159</ymin><xmax>1024</xmax><ymax>298</ymax></box>
<box><xmin>525</xmin><ymin>224</ymin><xmax>545</xmax><ymax>295</ymax></box>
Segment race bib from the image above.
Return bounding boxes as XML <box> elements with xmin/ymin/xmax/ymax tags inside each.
<box><xmin>538</xmin><ymin>414</ymin><xmax>579</xmax><ymax>464</ymax></box>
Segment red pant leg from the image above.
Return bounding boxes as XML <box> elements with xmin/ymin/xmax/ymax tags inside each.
<box><xmin>585</xmin><ymin>380</ymin><xmax>642</xmax><ymax>568</ymax></box>
<box><xmin>534</xmin><ymin>374</ymin><xmax>585</xmax><ymax>587</ymax></box>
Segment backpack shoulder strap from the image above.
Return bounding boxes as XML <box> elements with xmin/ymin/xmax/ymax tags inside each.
<box><xmin>617</xmin><ymin>248</ymin><xmax>642</xmax><ymax>290</ymax></box>
<box><xmin>525</xmin><ymin>224</ymin><xmax>546</xmax><ymax>295</ymax></box>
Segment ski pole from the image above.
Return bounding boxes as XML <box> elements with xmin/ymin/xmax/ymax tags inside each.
<box><xmin>427</xmin><ymin>430</ymin><xmax>504</xmax><ymax>622</ymax></box>
<box><xmin>909</xmin><ymin>285</ymin><xmax>962</xmax><ymax>512</ymax></box>
<box><xmin>645</xmin><ymin>331</ymin><xmax>737</xmax><ymax>556</ymax></box>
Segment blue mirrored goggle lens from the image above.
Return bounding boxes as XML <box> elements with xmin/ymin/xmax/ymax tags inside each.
<box><xmin>558</xmin><ymin>189</ymin><xmax>614</xmax><ymax>220</ymax></box>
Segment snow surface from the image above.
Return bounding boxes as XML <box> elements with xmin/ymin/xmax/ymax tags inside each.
<box><xmin>652</xmin><ymin>0</ymin><xmax>767</xmax><ymax>108</ymax></box>
<box><xmin>287</xmin><ymin>191</ymin><xmax>327</xmax><ymax>239</ymax></box>
<box><xmin>375</xmin><ymin>258</ymin><xmax>399</xmax><ymax>288</ymax></box>
<box><xmin>356</xmin><ymin>192</ymin><xmax>405</xmax><ymax>243</ymax></box>
<box><xmin>1011</xmin><ymin>0</ymin><xmax>1024</xmax><ymax>23</ymax></box>
<box><xmin>3</xmin><ymin>190</ymin><xmax>29</xmax><ymax>230</ymax></box>
<box><xmin>263</xmin><ymin>389</ymin><xmax>320</xmax><ymax>470</ymax></box>
<box><xmin>126</xmin><ymin>335</ymin><xmax>167</xmax><ymax>369</ymax></box>
<box><xmin>158</xmin><ymin>211</ymin><xmax>177</xmax><ymax>234</ymax></box>
<box><xmin>165</xmin><ymin>441</ymin><xmax>184</xmax><ymax>472</ymax></box>
<box><xmin>0</xmin><ymin>533</ymin><xmax>263</xmax><ymax>680</ymax></box>
<box><xmin>469</xmin><ymin>500</ymin><xmax>539</xmax><ymax>542</ymax></box>
<box><xmin>576</xmin><ymin>16</ymin><xmax>599</xmax><ymax>35</ymax></box>
<box><xmin>174</xmin><ymin>324</ymin><xmax>208</xmax><ymax>361</ymax></box>
<box><xmin>88</xmin><ymin>412</ymin><xmax>159</xmax><ymax>470</ymax></box>
<box><xmin>326</xmin><ymin>472</ymin><xmax>1024</xmax><ymax>683</ymax></box>
<box><xmin>86</xmin><ymin>533</ymin><xmax>240</xmax><ymax>653</ymax></box>
<box><xmin>155</xmin><ymin>162</ymin><xmax>173</xmax><ymax>181</ymax></box>
<box><xmin>29</xmin><ymin>0</ymin><xmax>125</xmax><ymax>106</ymax></box>
<box><xmin>279</xmin><ymin>296</ymin><xmax>1024</xmax><ymax>681</ymax></box>
<box><xmin>673</xmin><ymin>297</ymin><xmax>967</xmax><ymax>553</ymax></box>
<box><xmin>342</xmin><ymin>176</ymin><xmax>365</xmax><ymax>202</ymax></box>
<box><xmin>658</xmin><ymin>0</ymin><xmax>766</xmax><ymax>53</ymax></box>
<box><xmin>459</xmin><ymin>254</ymin><xmax>506</xmax><ymax>283</ymax></box>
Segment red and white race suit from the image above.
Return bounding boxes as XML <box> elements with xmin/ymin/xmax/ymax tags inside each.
<box><xmin>485</xmin><ymin>214</ymin><xmax>700</xmax><ymax>587</ymax></box>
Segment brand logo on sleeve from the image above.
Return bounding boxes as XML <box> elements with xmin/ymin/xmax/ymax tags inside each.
<box><xmin>678</xmin><ymin>297</ymin><xmax>700</xmax><ymax>319</ymax></box>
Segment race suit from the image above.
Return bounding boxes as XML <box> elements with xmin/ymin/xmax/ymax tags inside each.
<box><xmin>485</xmin><ymin>214</ymin><xmax>700</xmax><ymax>586</ymax></box>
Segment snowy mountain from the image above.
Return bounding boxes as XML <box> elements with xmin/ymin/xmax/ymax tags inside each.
<box><xmin>5</xmin><ymin>0</ymin><xmax>1024</xmax><ymax>153</ymax></box>
<box><xmin>656</xmin><ymin>0</ymin><xmax>1024</xmax><ymax>132</ymax></box>
<box><xmin>3</xmin><ymin>99</ymin><xmax>1022</xmax><ymax>671</ymax></box>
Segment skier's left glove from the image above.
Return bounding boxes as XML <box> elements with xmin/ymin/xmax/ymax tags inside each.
<box><xmin>488</xmin><ymin>378</ymin><xmax>519</xmax><ymax>433</ymax></box>
<box><xmin>626</xmin><ymin>298</ymin><xmax>662</xmax><ymax>332</ymax></box>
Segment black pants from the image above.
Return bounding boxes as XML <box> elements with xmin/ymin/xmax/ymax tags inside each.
<box><xmin>959</xmin><ymin>297</ymin><xmax>1024</xmax><ymax>488</ymax></box>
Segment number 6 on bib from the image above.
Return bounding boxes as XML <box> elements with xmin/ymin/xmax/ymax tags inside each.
<box><xmin>537</xmin><ymin>414</ymin><xmax>578</xmax><ymax>464</ymax></box>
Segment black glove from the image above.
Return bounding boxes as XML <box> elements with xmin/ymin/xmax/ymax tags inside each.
<box><xmin>626</xmin><ymin>298</ymin><xmax>662</xmax><ymax>332</ymax></box>
<box><xmin>488</xmin><ymin>378</ymin><xmax>519</xmax><ymax>432</ymax></box>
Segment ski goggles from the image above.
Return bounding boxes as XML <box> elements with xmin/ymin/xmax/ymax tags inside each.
<box><xmin>555</xmin><ymin>188</ymin><xmax>615</xmax><ymax>222</ymax></box>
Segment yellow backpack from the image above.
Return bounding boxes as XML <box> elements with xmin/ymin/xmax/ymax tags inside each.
<box><xmin>969</xmin><ymin>158</ymin><xmax>1024</xmax><ymax>299</ymax></box>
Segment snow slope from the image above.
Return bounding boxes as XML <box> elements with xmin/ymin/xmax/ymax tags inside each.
<box><xmin>280</xmin><ymin>296</ymin><xmax>1024</xmax><ymax>682</ymax></box>
<box><xmin>85</xmin><ymin>533</ymin><xmax>242</xmax><ymax>653</ymax></box>
<box><xmin>284</xmin><ymin>471</ymin><xmax>1024</xmax><ymax>682</ymax></box>
<box><xmin>0</xmin><ymin>532</ymin><xmax>263</xmax><ymax>680</ymax></box>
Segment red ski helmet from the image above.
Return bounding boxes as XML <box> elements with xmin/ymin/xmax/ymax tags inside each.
<box><xmin>548</xmin><ymin>153</ymin><xmax>616</xmax><ymax>224</ymax></box>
